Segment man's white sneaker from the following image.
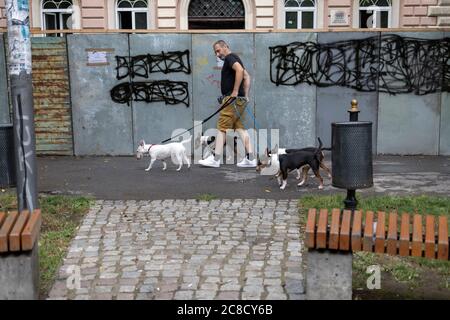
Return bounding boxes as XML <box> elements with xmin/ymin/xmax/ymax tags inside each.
<box><xmin>199</xmin><ymin>156</ymin><xmax>220</xmax><ymax>168</ymax></box>
<box><xmin>237</xmin><ymin>158</ymin><xmax>257</xmax><ymax>168</ymax></box>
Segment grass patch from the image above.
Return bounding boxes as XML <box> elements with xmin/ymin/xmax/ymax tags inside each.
<box><xmin>0</xmin><ymin>189</ymin><xmax>92</xmax><ymax>299</ymax></box>
<box><xmin>196</xmin><ymin>193</ymin><xmax>219</xmax><ymax>201</ymax></box>
<box><xmin>299</xmin><ymin>194</ymin><xmax>450</xmax><ymax>218</ymax></box>
<box><xmin>298</xmin><ymin>194</ymin><xmax>450</xmax><ymax>299</ymax></box>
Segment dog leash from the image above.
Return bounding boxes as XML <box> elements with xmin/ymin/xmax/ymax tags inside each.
<box><xmin>160</xmin><ymin>97</ymin><xmax>236</xmax><ymax>144</ymax></box>
<box><xmin>229</xmin><ymin>97</ymin><xmax>259</xmax><ymax>129</ymax></box>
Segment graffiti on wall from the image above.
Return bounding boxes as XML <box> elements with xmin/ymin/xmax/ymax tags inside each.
<box><xmin>111</xmin><ymin>50</ymin><xmax>190</xmax><ymax>106</ymax></box>
<box><xmin>115</xmin><ymin>50</ymin><xmax>191</xmax><ymax>79</ymax></box>
<box><xmin>111</xmin><ymin>81</ymin><xmax>189</xmax><ymax>107</ymax></box>
<box><xmin>269</xmin><ymin>35</ymin><xmax>450</xmax><ymax>95</ymax></box>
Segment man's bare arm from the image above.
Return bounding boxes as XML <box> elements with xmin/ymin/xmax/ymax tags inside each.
<box><xmin>243</xmin><ymin>69</ymin><xmax>251</xmax><ymax>99</ymax></box>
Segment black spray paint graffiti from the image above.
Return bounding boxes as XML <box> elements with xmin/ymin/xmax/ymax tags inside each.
<box><xmin>111</xmin><ymin>50</ymin><xmax>190</xmax><ymax>106</ymax></box>
<box><xmin>269</xmin><ymin>35</ymin><xmax>450</xmax><ymax>95</ymax></box>
<box><xmin>115</xmin><ymin>50</ymin><xmax>191</xmax><ymax>79</ymax></box>
<box><xmin>111</xmin><ymin>81</ymin><xmax>189</xmax><ymax>107</ymax></box>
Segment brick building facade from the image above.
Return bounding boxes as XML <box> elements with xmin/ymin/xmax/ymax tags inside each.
<box><xmin>0</xmin><ymin>0</ymin><xmax>449</xmax><ymax>32</ymax></box>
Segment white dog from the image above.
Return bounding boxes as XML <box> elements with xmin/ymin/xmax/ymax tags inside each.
<box><xmin>136</xmin><ymin>137</ymin><xmax>191</xmax><ymax>171</ymax></box>
<box><xmin>195</xmin><ymin>135</ymin><xmax>238</xmax><ymax>162</ymax></box>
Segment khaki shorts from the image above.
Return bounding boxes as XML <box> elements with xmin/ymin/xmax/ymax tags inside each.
<box><xmin>217</xmin><ymin>96</ymin><xmax>248</xmax><ymax>132</ymax></box>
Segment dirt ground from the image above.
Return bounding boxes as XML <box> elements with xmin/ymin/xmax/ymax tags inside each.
<box><xmin>353</xmin><ymin>255</ymin><xmax>449</xmax><ymax>300</ymax></box>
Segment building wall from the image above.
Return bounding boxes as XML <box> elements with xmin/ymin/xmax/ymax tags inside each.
<box><xmin>65</xmin><ymin>31</ymin><xmax>449</xmax><ymax>156</ymax></box>
<box><xmin>0</xmin><ymin>30</ymin><xmax>448</xmax><ymax>155</ymax></box>
<box><xmin>1</xmin><ymin>1</ymin><xmax>450</xmax><ymax>30</ymax></box>
<box><xmin>80</xmin><ymin>0</ymin><xmax>106</xmax><ymax>29</ymax></box>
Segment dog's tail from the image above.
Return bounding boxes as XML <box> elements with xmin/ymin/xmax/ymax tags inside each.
<box><xmin>314</xmin><ymin>137</ymin><xmax>324</xmax><ymax>161</ymax></box>
<box><xmin>316</xmin><ymin>137</ymin><xmax>323</xmax><ymax>152</ymax></box>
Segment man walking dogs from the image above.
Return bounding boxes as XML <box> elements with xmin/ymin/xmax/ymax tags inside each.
<box><xmin>199</xmin><ymin>40</ymin><xmax>256</xmax><ymax>168</ymax></box>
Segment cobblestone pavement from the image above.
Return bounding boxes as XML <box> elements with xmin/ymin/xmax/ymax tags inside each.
<box><xmin>48</xmin><ymin>199</ymin><xmax>305</xmax><ymax>300</ymax></box>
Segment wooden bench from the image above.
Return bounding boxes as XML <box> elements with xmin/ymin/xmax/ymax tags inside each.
<box><xmin>306</xmin><ymin>208</ymin><xmax>449</xmax><ymax>260</ymax></box>
<box><xmin>0</xmin><ymin>209</ymin><xmax>42</xmax><ymax>253</ymax></box>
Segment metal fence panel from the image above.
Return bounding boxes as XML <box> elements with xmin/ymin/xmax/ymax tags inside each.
<box><xmin>68</xmin><ymin>34</ymin><xmax>133</xmax><ymax>155</ymax></box>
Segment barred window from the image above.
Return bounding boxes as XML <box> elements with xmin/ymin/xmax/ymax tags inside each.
<box><xmin>188</xmin><ymin>0</ymin><xmax>245</xmax><ymax>29</ymax></box>
<box><xmin>359</xmin><ymin>0</ymin><xmax>392</xmax><ymax>28</ymax></box>
<box><xmin>116</xmin><ymin>0</ymin><xmax>149</xmax><ymax>29</ymax></box>
<box><xmin>284</xmin><ymin>0</ymin><xmax>316</xmax><ymax>29</ymax></box>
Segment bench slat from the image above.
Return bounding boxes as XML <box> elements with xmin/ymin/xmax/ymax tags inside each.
<box><xmin>438</xmin><ymin>216</ymin><xmax>449</xmax><ymax>260</ymax></box>
<box><xmin>0</xmin><ymin>211</ymin><xmax>19</xmax><ymax>253</ymax></box>
<box><xmin>0</xmin><ymin>211</ymin><xmax>6</xmax><ymax>228</ymax></box>
<box><xmin>9</xmin><ymin>210</ymin><xmax>30</xmax><ymax>252</ymax></box>
<box><xmin>399</xmin><ymin>213</ymin><xmax>410</xmax><ymax>256</ymax></box>
<box><xmin>351</xmin><ymin>210</ymin><xmax>362</xmax><ymax>251</ymax></box>
<box><xmin>306</xmin><ymin>208</ymin><xmax>316</xmax><ymax>249</ymax></box>
<box><xmin>375</xmin><ymin>211</ymin><xmax>386</xmax><ymax>253</ymax></box>
<box><xmin>412</xmin><ymin>214</ymin><xmax>423</xmax><ymax>257</ymax></box>
<box><xmin>425</xmin><ymin>215</ymin><xmax>436</xmax><ymax>259</ymax></box>
<box><xmin>363</xmin><ymin>211</ymin><xmax>374</xmax><ymax>252</ymax></box>
<box><xmin>339</xmin><ymin>210</ymin><xmax>351</xmax><ymax>251</ymax></box>
<box><xmin>317</xmin><ymin>209</ymin><xmax>328</xmax><ymax>249</ymax></box>
<box><xmin>308</xmin><ymin>207</ymin><xmax>448</xmax><ymax>261</ymax></box>
<box><xmin>21</xmin><ymin>209</ymin><xmax>42</xmax><ymax>251</ymax></box>
<box><xmin>329</xmin><ymin>209</ymin><xmax>340</xmax><ymax>250</ymax></box>
<box><xmin>387</xmin><ymin>212</ymin><xmax>398</xmax><ymax>255</ymax></box>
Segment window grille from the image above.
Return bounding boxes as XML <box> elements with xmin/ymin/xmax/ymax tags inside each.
<box><xmin>188</xmin><ymin>0</ymin><xmax>245</xmax><ymax>18</ymax></box>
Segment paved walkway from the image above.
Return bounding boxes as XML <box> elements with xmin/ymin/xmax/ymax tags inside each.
<box><xmin>37</xmin><ymin>155</ymin><xmax>450</xmax><ymax>200</ymax></box>
<box><xmin>48</xmin><ymin>199</ymin><xmax>304</xmax><ymax>300</ymax></box>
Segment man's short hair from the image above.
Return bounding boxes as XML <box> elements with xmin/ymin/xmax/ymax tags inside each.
<box><xmin>213</xmin><ymin>40</ymin><xmax>229</xmax><ymax>49</ymax></box>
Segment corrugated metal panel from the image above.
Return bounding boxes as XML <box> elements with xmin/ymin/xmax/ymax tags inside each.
<box><xmin>32</xmin><ymin>37</ymin><xmax>73</xmax><ymax>155</ymax></box>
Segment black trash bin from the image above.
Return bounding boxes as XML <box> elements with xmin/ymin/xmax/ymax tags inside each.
<box><xmin>331</xmin><ymin>121</ymin><xmax>373</xmax><ymax>190</ymax></box>
<box><xmin>0</xmin><ymin>124</ymin><xmax>16</xmax><ymax>188</ymax></box>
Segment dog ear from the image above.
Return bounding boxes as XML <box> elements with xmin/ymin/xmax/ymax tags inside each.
<box><xmin>265</xmin><ymin>147</ymin><xmax>270</xmax><ymax>157</ymax></box>
<box><xmin>272</xmin><ymin>144</ymin><xmax>279</xmax><ymax>154</ymax></box>
<box><xmin>139</xmin><ymin>140</ymin><xmax>145</xmax><ymax>146</ymax></box>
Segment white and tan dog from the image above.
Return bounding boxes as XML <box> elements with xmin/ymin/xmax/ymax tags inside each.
<box><xmin>195</xmin><ymin>135</ymin><xmax>238</xmax><ymax>162</ymax></box>
<box><xmin>136</xmin><ymin>137</ymin><xmax>191</xmax><ymax>171</ymax></box>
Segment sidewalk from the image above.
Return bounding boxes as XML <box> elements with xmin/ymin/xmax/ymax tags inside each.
<box><xmin>38</xmin><ymin>155</ymin><xmax>450</xmax><ymax>199</ymax></box>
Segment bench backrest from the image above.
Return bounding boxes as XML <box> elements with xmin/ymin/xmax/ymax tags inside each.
<box><xmin>306</xmin><ymin>208</ymin><xmax>449</xmax><ymax>260</ymax></box>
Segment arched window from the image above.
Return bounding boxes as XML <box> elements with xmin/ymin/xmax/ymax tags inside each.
<box><xmin>116</xmin><ymin>0</ymin><xmax>149</xmax><ymax>29</ymax></box>
<box><xmin>284</xmin><ymin>0</ymin><xmax>316</xmax><ymax>29</ymax></box>
<box><xmin>42</xmin><ymin>0</ymin><xmax>73</xmax><ymax>36</ymax></box>
<box><xmin>359</xmin><ymin>0</ymin><xmax>391</xmax><ymax>28</ymax></box>
<box><xmin>188</xmin><ymin>0</ymin><xmax>245</xmax><ymax>29</ymax></box>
